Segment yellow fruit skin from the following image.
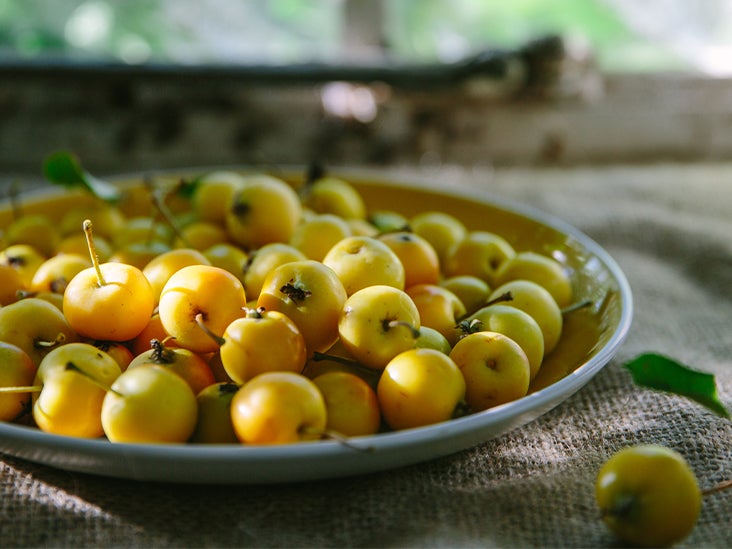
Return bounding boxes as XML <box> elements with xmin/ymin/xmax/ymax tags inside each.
<box><xmin>595</xmin><ymin>444</ymin><xmax>702</xmax><ymax>547</ymax></box>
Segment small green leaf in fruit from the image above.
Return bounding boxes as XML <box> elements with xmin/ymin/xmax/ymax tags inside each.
<box><xmin>42</xmin><ymin>151</ymin><xmax>121</xmax><ymax>203</ymax></box>
<box><xmin>624</xmin><ymin>353</ymin><xmax>730</xmax><ymax>418</ymax></box>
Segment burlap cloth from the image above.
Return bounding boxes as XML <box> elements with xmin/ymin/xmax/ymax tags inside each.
<box><xmin>1</xmin><ymin>163</ymin><xmax>730</xmax><ymax>548</ymax></box>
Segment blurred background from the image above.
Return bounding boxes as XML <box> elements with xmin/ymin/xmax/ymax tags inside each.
<box><xmin>2</xmin><ymin>0</ymin><xmax>732</xmax><ymax>178</ymax></box>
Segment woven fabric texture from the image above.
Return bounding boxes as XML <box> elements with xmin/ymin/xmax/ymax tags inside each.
<box><xmin>1</xmin><ymin>164</ymin><xmax>731</xmax><ymax>547</ymax></box>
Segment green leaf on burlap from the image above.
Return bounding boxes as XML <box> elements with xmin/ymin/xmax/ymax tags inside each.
<box><xmin>624</xmin><ymin>353</ymin><xmax>730</xmax><ymax>418</ymax></box>
<box><xmin>42</xmin><ymin>151</ymin><xmax>121</xmax><ymax>203</ymax></box>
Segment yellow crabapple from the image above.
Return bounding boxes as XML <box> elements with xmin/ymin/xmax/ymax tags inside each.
<box><xmin>203</xmin><ymin>243</ymin><xmax>249</xmax><ymax>284</ymax></box>
<box><xmin>405</xmin><ymin>283</ymin><xmax>466</xmax><ymax>346</ymax></box>
<box><xmin>142</xmin><ymin>247</ymin><xmax>211</xmax><ymax>304</ymax></box>
<box><xmin>443</xmin><ymin>230</ymin><xmax>516</xmax><ymax>285</ymax></box>
<box><xmin>225</xmin><ymin>174</ymin><xmax>302</xmax><ymax>249</ymax></box>
<box><xmin>0</xmin><ymin>244</ymin><xmax>45</xmax><ymax>286</ymax></box>
<box><xmin>322</xmin><ymin>235</ymin><xmax>406</xmax><ymax>295</ymax></box>
<box><xmin>230</xmin><ymin>371</ymin><xmax>327</xmax><ymax>444</ymax></box>
<box><xmin>313</xmin><ymin>371</ymin><xmax>381</xmax><ymax>437</ymax></box>
<box><xmin>0</xmin><ymin>342</ymin><xmax>37</xmax><ymax>422</ymax></box>
<box><xmin>489</xmin><ymin>279</ymin><xmax>563</xmax><ymax>355</ymax></box>
<box><xmin>493</xmin><ymin>251</ymin><xmax>573</xmax><ymax>308</ymax></box>
<box><xmin>101</xmin><ymin>364</ymin><xmax>198</xmax><ymax>443</ymax></box>
<box><xmin>112</xmin><ymin>216</ymin><xmax>173</xmax><ymax>249</ymax></box>
<box><xmin>57</xmin><ymin>233</ymin><xmax>112</xmax><ymax>262</ymax></box>
<box><xmin>93</xmin><ymin>340</ymin><xmax>134</xmax><ymax>371</ymax></box>
<box><xmin>338</xmin><ymin>285</ymin><xmax>421</xmax><ymax>370</ymax></box>
<box><xmin>30</xmin><ymin>253</ymin><xmax>91</xmax><ymax>294</ymax></box>
<box><xmin>158</xmin><ymin>264</ymin><xmax>247</xmax><ymax>354</ymax></box>
<box><xmin>192</xmin><ymin>170</ymin><xmax>247</xmax><ymax>223</ymax></box>
<box><xmin>409</xmin><ymin>210</ymin><xmax>467</xmax><ymax>264</ymax></box>
<box><xmin>377</xmin><ymin>348</ymin><xmax>466</xmax><ymax>430</ymax></box>
<box><xmin>173</xmin><ymin>220</ymin><xmax>228</xmax><ymax>251</ymax></box>
<box><xmin>347</xmin><ymin>218</ymin><xmax>379</xmax><ymax>237</ymax></box>
<box><xmin>368</xmin><ymin>210</ymin><xmax>410</xmax><ymax>234</ymax></box>
<box><xmin>128</xmin><ymin>311</ymin><xmax>174</xmax><ymax>357</ymax></box>
<box><xmin>415</xmin><ymin>326</ymin><xmax>452</xmax><ymax>355</ymax></box>
<box><xmin>595</xmin><ymin>444</ymin><xmax>702</xmax><ymax>547</ymax></box>
<box><xmin>300</xmin><ymin>175</ymin><xmax>367</xmax><ymax>220</ymax></box>
<box><xmin>3</xmin><ymin>214</ymin><xmax>60</xmax><ymax>257</ymax></box>
<box><xmin>191</xmin><ymin>382</ymin><xmax>240</xmax><ymax>443</ymax></box>
<box><xmin>0</xmin><ymin>264</ymin><xmax>25</xmax><ymax>306</ymax></box>
<box><xmin>0</xmin><ymin>297</ymin><xmax>78</xmax><ymax>366</ymax></box>
<box><xmin>449</xmin><ymin>331</ymin><xmax>530</xmax><ymax>412</ymax></box>
<box><xmin>217</xmin><ymin>307</ymin><xmax>307</xmax><ymax>384</ymax></box>
<box><xmin>108</xmin><ymin>240</ymin><xmax>172</xmax><ymax>270</ymax></box>
<box><xmin>128</xmin><ymin>338</ymin><xmax>216</xmax><ymax>395</ymax></box>
<box><xmin>289</xmin><ymin>213</ymin><xmax>352</xmax><ymax>262</ymax></box>
<box><xmin>242</xmin><ymin>242</ymin><xmax>306</xmax><ymax>298</ymax></box>
<box><xmin>378</xmin><ymin>231</ymin><xmax>441</xmax><ymax>288</ymax></box>
<box><xmin>33</xmin><ymin>342</ymin><xmax>122</xmax><ymax>438</ymax></box>
<box><xmin>440</xmin><ymin>275</ymin><xmax>492</xmax><ymax>316</ymax></box>
<box><xmin>257</xmin><ymin>259</ymin><xmax>347</xmax><ymax>354</ymax></box>
<box><xmin>458</xmin><ymin>304</ymin><xmax>545</xmax><ymax>381</ymax></box>
<box><xmin>63</xmin><ymin>221</ymin><xmax>155</xmax><ymax>342</ymax></box>
<box><xmin>59</xmin><ymin>203</ymin><xmax>125</xmax><ymax>240</ymax></box>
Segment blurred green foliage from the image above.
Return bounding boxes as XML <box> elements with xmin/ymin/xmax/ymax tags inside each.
<box><xmin>0</xmin><ymin>0</ymin><xmax>688</xmax><ymax>72</ymax></box>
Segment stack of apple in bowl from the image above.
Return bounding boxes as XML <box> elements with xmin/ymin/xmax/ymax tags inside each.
<box><xmin>0</xmin><ymin>161</ymin><xmax>581</xmax><ymax>447</ymax></box>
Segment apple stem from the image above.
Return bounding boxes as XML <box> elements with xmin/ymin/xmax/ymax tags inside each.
<box><xmin>34</xmin><ymin>332</ymin><xmax>67</xmax><ymax>348</ymax></box>
<box><xmin>0</xmin><ymin>385</ymin><xmax>43</xmax><ymax>394</ymax></box>
<box><xmin>385</xmin><ymin>319</ymin><xmax>420</xmax><ymax>339</ymax></box>
<box><xmin>83</xmin><ymin>219</ymin><xmax>107</xmax><ymax>287</ymax></box>
<box><xmin>245</xmin><ymin>306</ymin><xmax>265</xmax><ymax>319</ymax></box>
<box><xmin>195</xmin><ymin>313</ymin><xmax>226</xmax><ymax>346</ymax></box>
<box><xmin>299</xmin><ymin>425</ymin><xmax>375</xmax><ymax>453</ymax></box>
<box><xmin>485</xmin><ymin>291</ymin><xmax>513</xmax><ymax>307</ymax></box>
<box><xmin>702</xmin><ymin>478</ymin><xmax>732</xmax><ymax>496</ymax></box>
<box><xmin>561</xmin><ymin>299</ymin><xmax>593</xmax><ymax>315</ymax></box>
<box><xmin>65</xmin><ymin>361</ymin><xmax>122</xmax><ymax>396</ymax></box>
<box><xmin>146</xmin><ymin>178</ymin><xmax>192</xmax><ymax>248</ymax></box>
<box><xmin>311</xmin><ymin>351</ymin><xmax>360</xmax><ymax>368</ymax></box>
<box><xmin>150</xmin><ymin>338</ymin><xmax>175</xmax><ymax>363</ymax></box>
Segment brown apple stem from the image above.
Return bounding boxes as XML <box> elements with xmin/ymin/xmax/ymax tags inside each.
<box><xmin>195</xmin><ymin>313</ymin><xmax>226</xmax><ymax>346</ymax></box>
<box><xmin>311</xmin><ymin>351</ymin><xmax>359</xmax><ymax>367</ymax></box>
<box><xmin>299</xmin><ymin>425</ymin><xmax>374</xmax><ymax>453</ymax></box>
<box><xmin>561</xmin><ymin>299</ymin><xmax>593</xmax><ymax>315</ymax></box>
<box><xmin>702</xmin><ymin>478</ymin><xmax>732</xmax><ymax>496</ymax></box>
<box><xmin>147</xmin><ymin>179</ymin><xmax>192</xmax><ymax>248</ymax></box>
<box><xmin>65</xmin><ymin>361</ymin><xmax>122</xmax><ymax>396</ymax></box>
<box><xmin>83</xmin><ymin>219</ymin><xmax>107</xmax><ymax>287</ymax></box>
<box><xmin>321</xmin><ymin>429</ymin><xmax>375</xmax><ymax>453</ymax></box>
<box><xmin>150</xmin><ymin>338</ymin><xmax>175</xmax><ymax>363</ymax></box>
<box><xmin>385</xmin><ymin>319</ymin><xmax>420</xmax><ymax>339</ymax></box>
<box><xmin>485</xmin><ymin>291</ymin><xmax>513</xmax><ymax>307</ymax></box>
<box><xmin>0</xmin><ymin>385</ymin><xmax>43</xmax><ymax>394</ymax></box>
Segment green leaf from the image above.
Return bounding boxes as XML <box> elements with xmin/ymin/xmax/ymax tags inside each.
<box><xmin>42</xmin><ymin>151</ymin><xmax>121</xmax><ymax>203</ymax></box>
<box><xmin>624</xmin><ymin>353</ymin><xmax>730</xmax><ymax>418</ymax></box>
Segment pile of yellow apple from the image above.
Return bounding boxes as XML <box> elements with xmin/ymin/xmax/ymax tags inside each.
<box><xmin>0</xmin><ymin>169</ymin><xmax>573</xmax><ymax>445</ymax></box>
